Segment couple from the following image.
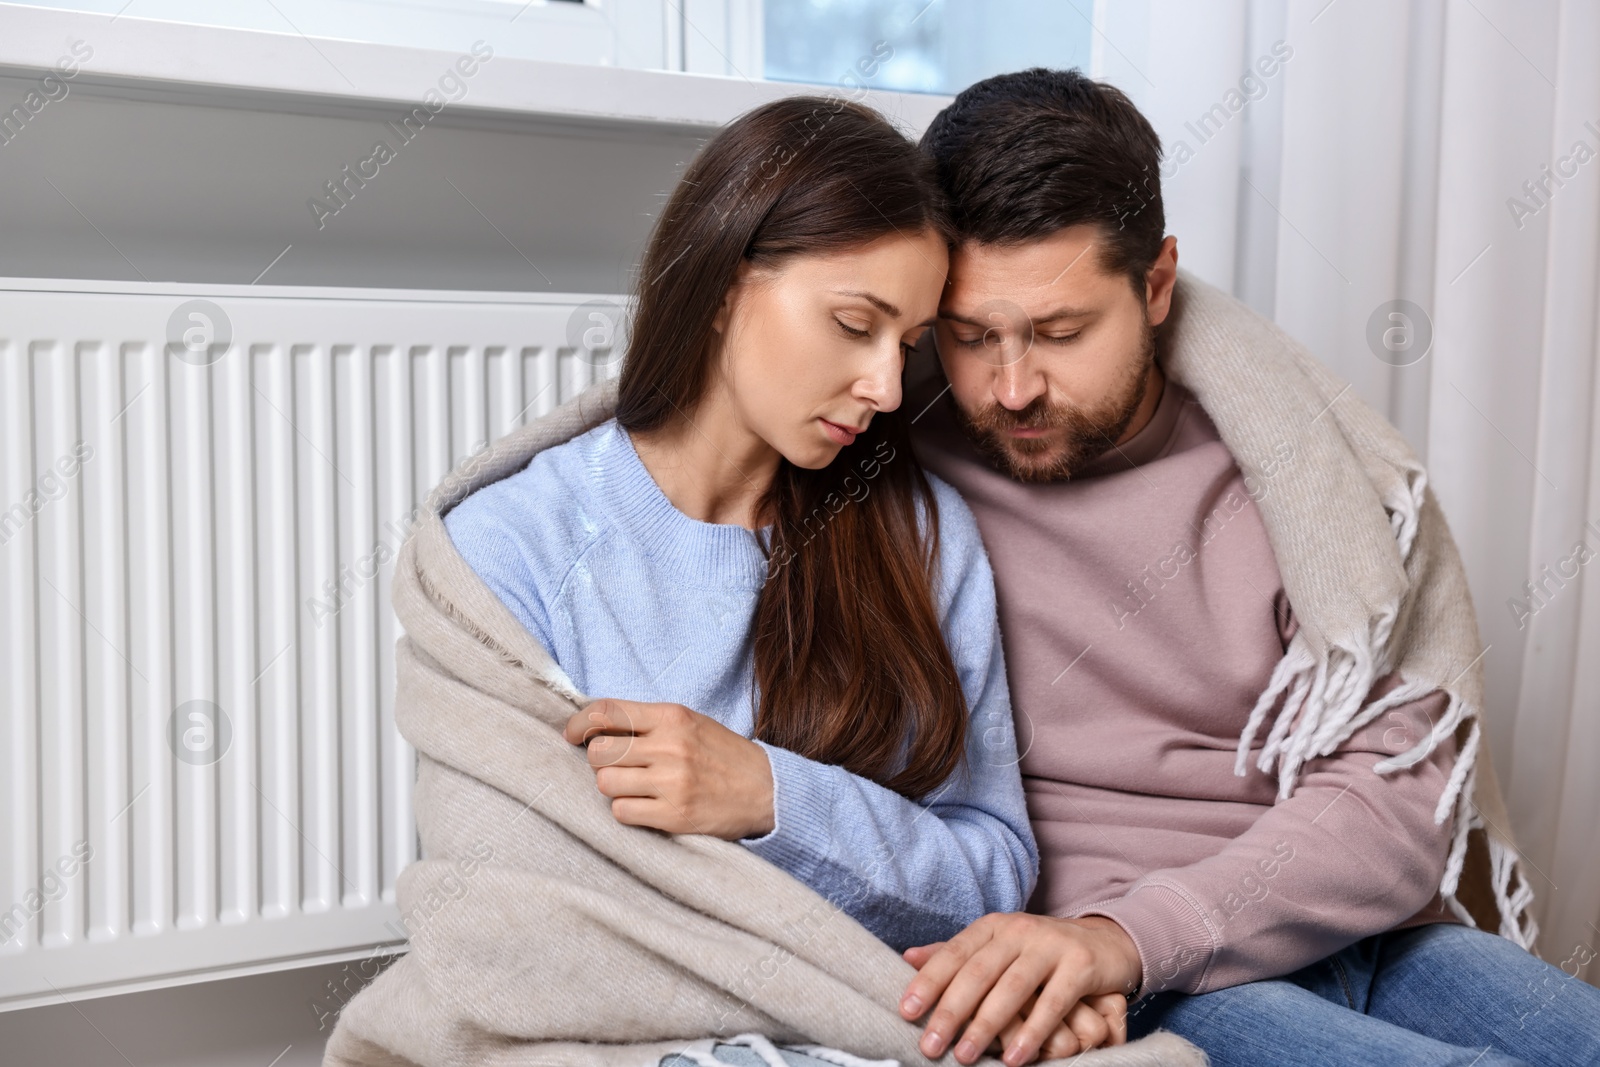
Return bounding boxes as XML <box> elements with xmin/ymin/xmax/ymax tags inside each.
<box><xmin>444</xmin><ymin>72</ymin><xmax>1600</xmax><ymax>1066</ymax></box>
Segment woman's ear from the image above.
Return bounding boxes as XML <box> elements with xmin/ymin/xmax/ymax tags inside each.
<box><xmin>712</xmin><ymin>260</ymin><xmax>759</xmax><ymax>336</ymax></box>
<box><xmin>711</xmin><ymin>287</ymin><xmax>734</xmax><ymax>335</ymax></box>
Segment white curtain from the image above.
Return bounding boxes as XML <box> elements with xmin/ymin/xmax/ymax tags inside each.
<box><xmin>1095</xmin><ymin>0</ymin><xmax>1600</xmax><ymax>974</ymax></box>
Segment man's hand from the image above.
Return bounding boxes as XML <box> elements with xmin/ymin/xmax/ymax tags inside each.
<box><xmin>563</xmin><ymin>699</ymin><xmax>775</xmax><ymax>840</ymax></box>
<box><xmin>899</xmin><ymin>914</ymin><xmax>1142</xmax><ymax>1065</ymax></box>
<box><xmin>993</xmin><ymin>989</ymin><xmax>1128</xmax><ymax>1063</ymax></box>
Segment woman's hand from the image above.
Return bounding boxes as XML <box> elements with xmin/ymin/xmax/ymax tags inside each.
<box><xmin>899</xmin><ymin>914</ymin><xmax>1139</xmax><ymax>1065</ymax></box>
<box><xmin>563</xmin><ymin>699</ymin><xmax>776</xmax><ymax>840</ymax></box>
<box><xmin>904</xmin><ymin>942</ymin><xmax>1128</xmax><ymax>1063</ymax></box>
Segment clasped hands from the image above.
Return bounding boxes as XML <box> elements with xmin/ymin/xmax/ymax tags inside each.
<box><xmin>565</xmin><ymin>698</ymin><xmax>1139</xmax><ymax>1063</ymax></box>
<box><xmin>899</xmin><ymin>913</ymin><xmax>1139</xmax><ymax>1064</ymax></box>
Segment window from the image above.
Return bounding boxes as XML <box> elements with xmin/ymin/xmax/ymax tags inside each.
<box><xmin>762</xmin><ymin>0</ymin><xmax>1094</xmax><ymax>96</ymax></box>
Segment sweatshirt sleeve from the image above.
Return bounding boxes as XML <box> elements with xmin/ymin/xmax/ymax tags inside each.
<box><xmin>1079</xmin><ymin>675</ymin><xmax>1456</xmax><ymax>996</ymax></box>
<box><xmin>740</xmin><ymin>476</ymin><xmax>1040</xmax><ymax>952</ymax></box>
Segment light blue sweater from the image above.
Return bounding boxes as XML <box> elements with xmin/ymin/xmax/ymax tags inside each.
<box><xmin>444</xmin><ymin>419</ymin><xmax>1038</xmax><ymax>950</ymax></box>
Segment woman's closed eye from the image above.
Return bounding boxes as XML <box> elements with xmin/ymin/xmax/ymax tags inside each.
<box><xmin>838</xmin><ymin>317</ymin><xmax>925</xmax><ymax>356</ymax></box>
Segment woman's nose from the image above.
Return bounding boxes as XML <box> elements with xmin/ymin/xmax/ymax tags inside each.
<box><xmin>858</xmin><ymin>354</ymin><xmax>903</xmax><ymax>411</ymax></box>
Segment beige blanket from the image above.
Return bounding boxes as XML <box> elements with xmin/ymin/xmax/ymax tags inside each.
<box><xmin>321</xmin><ymin>374</ymin><xmax>1204</xmax><ymax>1067</ymax></box>
<box><xmin>1159</xmin><ymin>272</ymin><xmax>1532</xmax><ymax>944</ymax></box>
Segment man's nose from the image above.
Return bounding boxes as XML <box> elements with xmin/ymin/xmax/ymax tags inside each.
<box><xmin>994</xmin><ymin>356</ymin><xmax>1046</xmax><ymax>411</ymax></box>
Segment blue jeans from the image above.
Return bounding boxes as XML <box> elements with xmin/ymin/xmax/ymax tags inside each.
<box><xmin>1127</xmin><ymin>922</ymin><xmax>1600</xmax><ymax>1065</ymax></box>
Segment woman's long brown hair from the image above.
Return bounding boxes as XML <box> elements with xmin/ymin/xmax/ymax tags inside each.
<box><xmin>615</xmin><ymin>97</ymin><xmax>968</xmax><ymax>800</ymax></box>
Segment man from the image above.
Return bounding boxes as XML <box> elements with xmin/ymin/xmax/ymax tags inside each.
<box><xmin>896</xmin><ymin>69</ymin><xmax>1600</xmax><ymax>1067</ymax></box>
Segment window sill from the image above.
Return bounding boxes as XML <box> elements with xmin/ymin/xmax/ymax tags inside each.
<box><xmin>0</xmin><ymin>2</ymin><xmax>952</xmax><ymax>134</ymax></box>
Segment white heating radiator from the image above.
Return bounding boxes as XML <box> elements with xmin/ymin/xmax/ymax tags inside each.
<box><xmin>0</xmin><ymin>278</ymin><xmax>623</xmax><ymax>1009</ymax></box>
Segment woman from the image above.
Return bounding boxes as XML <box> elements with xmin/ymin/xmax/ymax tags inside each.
<box><xmin>445</xmin><ymin>97</ymin><xmax>1030</xmax><ymax>966</ymax></box>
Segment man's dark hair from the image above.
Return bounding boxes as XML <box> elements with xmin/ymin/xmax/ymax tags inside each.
<box><xmin>920</xmin><ymin>67</ymin><xmax>1165</xmax><ymax>294</ymax></box>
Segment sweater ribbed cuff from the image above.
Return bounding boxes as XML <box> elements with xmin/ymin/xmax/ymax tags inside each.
<box><xmin>1078</xmin><ymin>882</ymin><xmax>1218</xmax><ymax>997</ymax></box>
<box><xmin>739</xmin><ymin>742</ymin><xmax>840</xmax><ymax>874</ymax></box>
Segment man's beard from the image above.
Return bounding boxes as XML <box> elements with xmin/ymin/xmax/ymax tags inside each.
<box><xmin>952</xmin><ymin>322</ymin><xmax>1156</xmax><ymax>484</ymax></box>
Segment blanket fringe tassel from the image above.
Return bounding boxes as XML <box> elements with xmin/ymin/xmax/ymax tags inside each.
<box><xmin>673</xmin><ymin>1035</ymin><xmax>899</xmax><ymax>1067</ymax></box>
<box><xmin>1234</xmin><ymin>465</ymin><xmax>1539</xmax><ymax>951</ymax></box>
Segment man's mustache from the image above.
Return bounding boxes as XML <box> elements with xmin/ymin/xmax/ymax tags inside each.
<box><xmin>964</xmin><ymin>398</ymin><xmax>1075</xmax><ymax>433</ymax></box>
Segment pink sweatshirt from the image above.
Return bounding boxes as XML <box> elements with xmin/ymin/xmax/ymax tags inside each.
<box><xmin>910</xmin><ymin>370</ymin><xmax>1458</xmax><ymax>995</ymax></box>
